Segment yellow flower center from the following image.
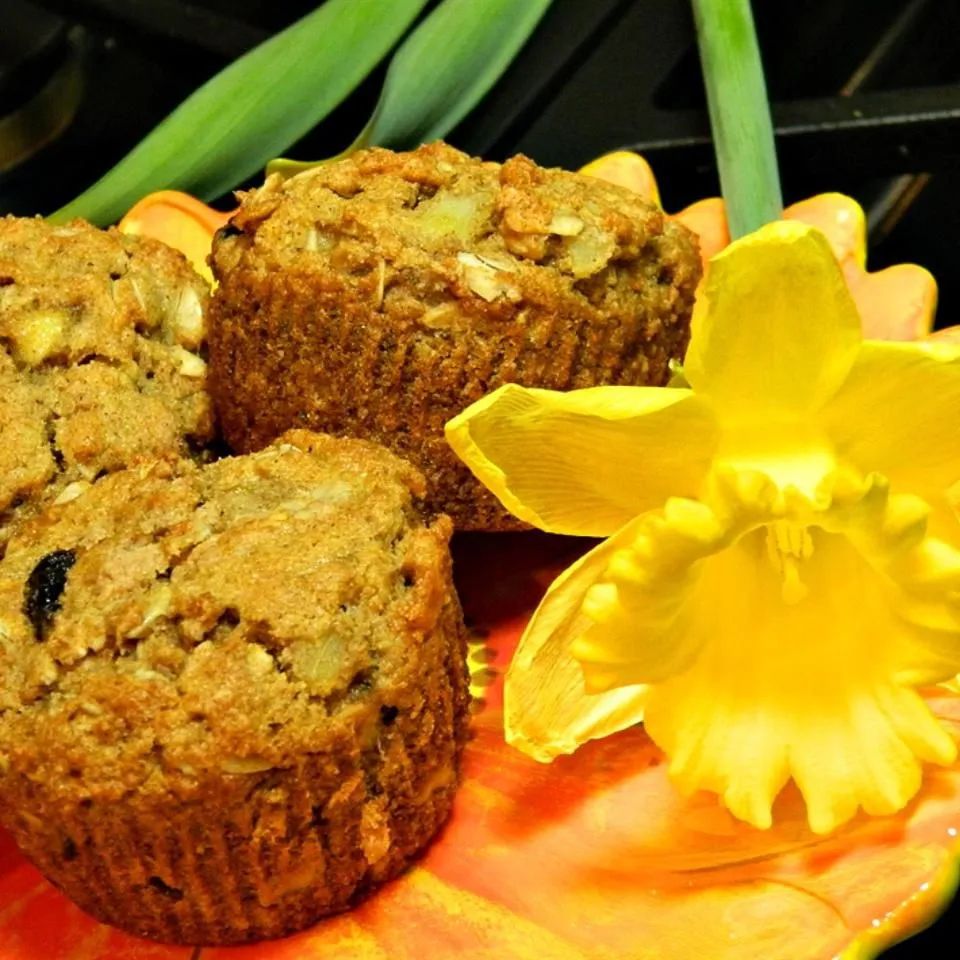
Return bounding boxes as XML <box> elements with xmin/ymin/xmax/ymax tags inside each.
<box><xmin>765</xmin><ymin>520</ymin><xmax>814</xmax><ymax>604</ymax></box>
<box><xmin>715</xmin><ymin>422</ymin><xmax>834</xmax><ymax>499</ymax></box>
<box><xmin>568</xmin><ymin>466</ymin><xmax>960</xmax><ymax>832</ymax></box>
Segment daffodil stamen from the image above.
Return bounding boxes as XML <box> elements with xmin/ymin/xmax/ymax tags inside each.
<box><xmin>765</xmin><ymin>520</ymin><xmax>814</xmax><ymax>604</ymax></box>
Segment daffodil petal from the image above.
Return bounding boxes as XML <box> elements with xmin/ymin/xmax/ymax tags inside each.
<box><xmin>445</xmin><ymin>383</ymin><xmax>718</xmax><ymax>537</ymax></box>
<box><xmin>789</xmin><ymin>684</ymin><xmax>955</xmax><ymax>834</ymax></box>
<box><xmin>685</xmin><ymin>221</ymin><xmax>862</xmax><ymax>421</ymax></box>
<box><xmin>822</xmin><ymin>339</ymin><xmax>960</xmax><ymax>501</ymax></box>
<box><xmin>572</xmin><ymin>497</ymin><xmax>726</xmax><ymax>689</ymax></box>
<box><xmin>644</xmin><ymin>519</ymin><xmax>958</xmax><ymax>834</ymax></box>
<box><xmin>896</xmin><ymin>621</ymin><xmax>960</xmax><ymax>686</ymax></box>
<box><xmin>504</xmin><ymin>517</ymin><xmax>649</xmax><ymax>761</ymax></box>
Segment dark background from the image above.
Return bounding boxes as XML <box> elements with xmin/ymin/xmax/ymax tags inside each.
<box><xmin>2</xmin><ymin>0</ymin><xmax>958</xmax><ymax>325</ymax></box>
<box><xmin>1</xmin><ymin>0</ymin><xmax>959</xmax><ymax>955</ymax></box>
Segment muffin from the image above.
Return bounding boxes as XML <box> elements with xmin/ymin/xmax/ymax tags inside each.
<box><xmin>0</xmin><ymin>216</ymin><xmax>212</xmax><ymax>547</ymax></box>
<box><xmin>0</xmin><ymin>431</ymin><xmax>469</xmax><ymax>944</ymax></box>
<box><xmin>208</xmin><ymin>142</ymin><xmax>700</xmax><ymax>530</ymax></box>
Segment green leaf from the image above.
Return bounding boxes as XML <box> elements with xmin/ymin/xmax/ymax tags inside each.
<box><xmin>49</xmin><ymin>0</ymin><xmax>428</xmax><ymax>226</ymax></box>
<box><xmin>359</xmin><ymin>0</ymin><xmax>554</xmax><ymax>149</ymax></box>
<box><xmin>691</xmin><ymin>0</ymin><xmax>782</xmax><ymax>238</ymax></box>
<box><xmin>268</xmin><ymin>0</ymin><xmax>553</xmax><ymax>179</ymax></box>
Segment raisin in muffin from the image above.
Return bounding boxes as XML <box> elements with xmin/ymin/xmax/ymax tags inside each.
<box><xmin>0</xmin><ymin>431</ymin><xmax>469</xmax><ymax>945</ymax></box>
<box><xmin>208</xmin><ymin>142</ymin><xmax>700</xmax><ymax>530</ymax></box>
<box><xmin>0</xmin><ymin>216</ymin><xmax>212</xmax><ymax>546</ymax></box>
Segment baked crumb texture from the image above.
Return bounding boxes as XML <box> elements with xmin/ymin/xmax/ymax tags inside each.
<box><xmin>0</xmin><ymin>432</ymin><xmax>469</xmax><ymax>945</ymax></box>
<box><xmin>0</xmin><ymin>217</ymin><xmax>212</xmax><ymax>550</ymax></box>
<box><xmin>209</xmin><ymin>142</ymin><xmax>701</xmax><ymax>530</ymax></box>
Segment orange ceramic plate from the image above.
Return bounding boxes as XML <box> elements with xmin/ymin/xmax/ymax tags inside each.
<box><xmin>1</xmin><ymin>533</ymin><xmax>959</xmax><ymax>959</ymax></box>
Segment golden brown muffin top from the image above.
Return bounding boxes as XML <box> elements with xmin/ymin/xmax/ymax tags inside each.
<box><xmin>212</xmin><ymin>141</ymin><xmax>693</xmax><ymax>299</ymax></box>
<box><xmin>0</xmin><ymin>432</ymin><xmax>453</xmax><ymax>801</ymax></box>
<box><xmin>0</xmin><ymin>217</ymin><xmax>212</xmax><ymax>546</ymax></box>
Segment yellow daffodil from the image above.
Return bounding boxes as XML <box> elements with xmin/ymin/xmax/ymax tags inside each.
<box><xmin>446</xmin><ymin>219</ymin><xmax>960</xmax><ymax>835</ymax></box>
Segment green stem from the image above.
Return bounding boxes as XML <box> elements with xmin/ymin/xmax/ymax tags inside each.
<box><xmin>692</xmin><ymin>0</ymin><xmax>782</xmax><ymax>238</ymax></box>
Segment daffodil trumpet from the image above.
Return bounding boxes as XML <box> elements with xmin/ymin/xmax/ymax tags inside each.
<box><xmin>446</xmin><ymin>220</ymin><xmax>960</xmax><ymax>834</ymax></box>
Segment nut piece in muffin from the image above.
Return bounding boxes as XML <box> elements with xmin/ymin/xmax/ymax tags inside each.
<box><xmin>0</xmin><ymin>431</ymin><xmax>469</xmax><ymax>945</ymax></box>
<box><xmin>208</xmin><ymin>142</ymin><xmax>700</xmax><ymax>530</ymax></box>
<box><xmin>0</xmin><ymin>216</ymin><xmax>212</xmax><ymax>546</ymax></box>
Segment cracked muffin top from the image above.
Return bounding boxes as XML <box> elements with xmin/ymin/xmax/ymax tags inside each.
<box><xmin>213</xmin><ymin>141</ymin><xmax>696</xmax><ymax>291</ymax></box>
<box><xmin>0</xmin><ymin>217</ymin><xmax>212</xmax><ymax>548</ymax></box>
<box><xmin>0</xmin><ymin>431</ymin><xmax>458</xmax><ymax>802</ymax></box>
